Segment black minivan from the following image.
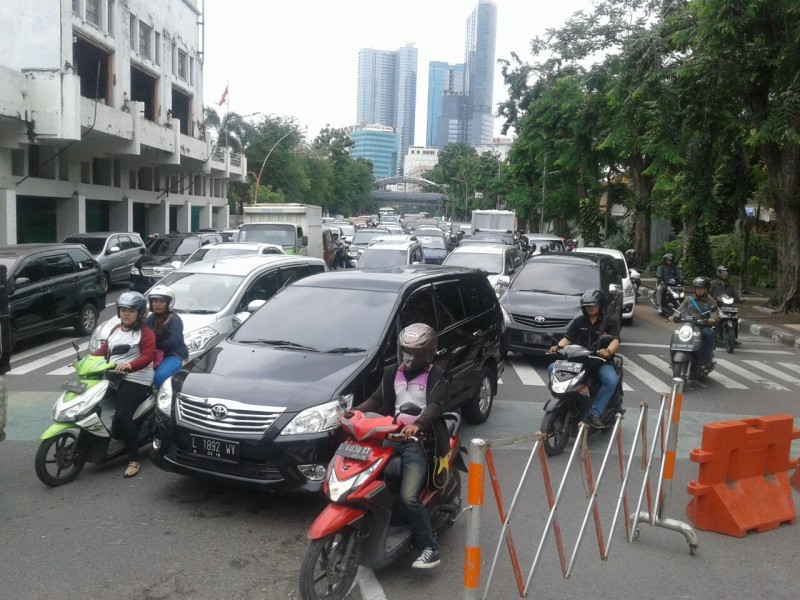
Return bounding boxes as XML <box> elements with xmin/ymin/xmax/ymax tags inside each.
<box><xmin>151</xmin><ymin>266</ymin><xmax>505</xmax><ymax>492</ymax></box>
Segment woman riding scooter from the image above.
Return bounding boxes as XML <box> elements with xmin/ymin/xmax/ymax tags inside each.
<box><xmin>90</xmin><ymin>292</ymin><xmax>155</xmax><ymax>478</ymax></box>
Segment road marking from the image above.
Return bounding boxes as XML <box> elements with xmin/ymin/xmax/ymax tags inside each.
<box><xmin>357</xmin><ymin>567</ymin><xmax>388</xmax><ymax>600</ymax></box>
<box><xmin>622</xmin><ymin>342</ymin><xmax>670</xmax><ymax>349</ymax></box>
<box><xmin>619</xmin><ymin>355</ymin><xmax>671</xmax><ymax>394</ymax></box>
<box><xmin>10</xmin><ymin>338</ymin><xmax>77</xmax><ymax>364</ymax></box>
<box><xmin>736</xmin><ymin>349</ymin><xmax>793</xmax><ymax>355</ymax></box>
<box><xmin>742</xmin><ymin>360</ymin><xmax>800</xmax><ymax>385</ymax></box>
<box><xmin>714</xmin><ymin>358</ymin><xmax>790</xmax><ymax>392</ymax></box>
<box><xmin>705</xmin><ymin>370</ymin><xmax>749</xmax><ymax>389</ymax></box>
<box><xmin>622</xmin><ymin>381</ymin><xmax>634</xmax><ymax>391</ymax></box>
<box><xmin>509</xmin><ymin>356</ymin><xmax>547</xmax><ymax>386</ymax></box>
<box><xmin>9</xmin><ymin>343</ymin><xmax>88</xmax><ymax>375</ymax></box>
<box><xmin>48</xmin><ymin>365</ymin><xmax>75</xmax><ymax>376</ymax></box>
<box><xmin>779</xmin><ymin>362</ymin><xmax>800</xmax><ymax>376</ymax></box>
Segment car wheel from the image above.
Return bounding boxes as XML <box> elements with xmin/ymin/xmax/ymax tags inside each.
<box><xmin>74</xmin><ymin>303</ymin><xmax>99</xmax><ymax>336</ymax></box>
<box><xmin>462</xmin><ymin>365</ymin><xmax>494</xmax><ymax>424</ymax></box>
<box><xmin>100</xmin><ymin>272</ymin><xmax>111</xmax><ymax>293</ymax></box>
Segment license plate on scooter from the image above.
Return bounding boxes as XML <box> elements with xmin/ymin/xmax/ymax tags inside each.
<box><xmin>61</xmin><ymin>379</ymin><xmax>87</xmax><ymax>393</ymax></box>
<box><xmin>553</xmin><ymin>360</ymin><xmax>582</xmax><ymax>373</ymax></box>
<box><xmin>336</xmin><ymin>443</ymin><xmax>370</xmax><ymax>461</ymax></box>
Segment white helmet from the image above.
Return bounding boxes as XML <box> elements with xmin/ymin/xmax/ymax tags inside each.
<box><xmin>148</xmin><ymin>284</ymin><xmax>175</xmax><ymax>311</ymax></box>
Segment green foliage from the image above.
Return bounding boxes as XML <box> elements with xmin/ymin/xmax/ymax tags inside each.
<box><xmin>680</xmin><ymin>223</ymin><xmax>715</xmax><ymax>281</ymax></box>
<box><xmin>709</xmin><ymin>231</ymin><xmax>777</xmax><ymax>288</ymax></box>
<box><xmin>578</xmin><ymin>198</ymin><xmax>603</xmax><ymax>245</ymax></box>
<box><xmin>648</xmin><ymin>237</ymin><xmax>683</xmax><ymax>275</ymax></box>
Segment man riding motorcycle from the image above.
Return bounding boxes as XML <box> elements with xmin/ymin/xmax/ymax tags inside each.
<box><xmin>548</xmin><ymin>290</ymin><xmax>620</xmax><ymax>428</ymax></box>
<box><xmin>352</xmin><ymin>323</ymin><xmax>449</xmax><ymax>569</ymax></box>
<box><xmin>672</xmin><ymin>276</ymin><xmax>717</xmax><ymax>373</ymax></box>
<box><xmin>624</xmin><ymin>249</ymin><xmax>641</xmax><ymax>271</ymax></box>
<box><xmin>709</xmin><ymin>265</ymin><xmax>741</xmax><ymax>303</ymax></box>
<box><xmin>655</xmin><ymin>253</ymin><xmax>683</xmax><ymax>310</ymax></box>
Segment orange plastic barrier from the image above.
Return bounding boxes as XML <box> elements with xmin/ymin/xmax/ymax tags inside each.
<box><xmin>792</xmin><ymin>466</ymin><xmax>800</xmax><ymax>493</ymax></box>
<box><xmin>686</xmin><ymin>414</ymin><xmax>799</xmax><ymax>537</ymax></box>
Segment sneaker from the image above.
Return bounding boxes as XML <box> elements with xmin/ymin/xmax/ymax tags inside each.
<box><xmin>412</xmin><ymin>547</ymin><xmax>440</xmax><ymax>569</ymax></box>
<box><xmin>588</xmin><ymin>415</ymin><xmax>605</xmax><ymax>428</ymax></box>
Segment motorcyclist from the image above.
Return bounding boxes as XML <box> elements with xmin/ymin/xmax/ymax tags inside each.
<box><xmin>624</xmin><ymin>249</ymin><xmax>641</xmax><ymax>271</ymax></box>
<box><xmin>353</xmin><ymin>323</ymin><xmax>449</xmax><ymax>569</ymax></box>
<box><xmin>548</xmin><ymin>290</ymin><xmax>621</xmax><ymax>428</ymax></box>
<box><xmin>672</xmin><ymin>276</ymin><xmax>717</xmax><ymax>373</ymax></box>
<box><xmin>90</xmin><ymin>292</ymin><xmax>155</xmax><ymax>478</ymax></box>
<box><xmin>709</xmin><ymin>265</ymin><xmax>742</xmax><ymax>302</ymax></box>
<box><xmin>655</xmin><ymin>253</ymin><xmax>682</xmax><ymax>311</ymax></box>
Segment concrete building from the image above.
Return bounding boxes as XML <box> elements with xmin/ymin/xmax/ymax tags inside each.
<box><xmin>350</xmin><ymin>124</ymin><xmax>398</xmax><ymax>180</ymax></box>
<box><xmin>425</xmin><ymin>61</ymin><xmax>465</xmax><ymax>147</ymax></box>
<box><xmin>0</xmin><ymin>0</ymin><xmax>244</xmax><ymax>245</ymax></box>
<box><xmin>474</xmin><ymin>137</ymin><xmax>512</xmax><ymax>162</ymax></box>
<box><xmin>464</xmin><ymin>0</ymin><xmax>497</xmax><ymax>146</ymax></box>
<box><xmin>356</xmin><ymin>44</ymin><xmax>417</xmax><ymax>175</ymax></box>
<box><xmin>403</xmin><ymin>146</ymin><xmax>439</xmax><ymax>183</ymax></box>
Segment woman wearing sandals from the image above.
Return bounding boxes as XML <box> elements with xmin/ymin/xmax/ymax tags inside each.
<box><xmin>145</xmin><ymin>284</ymin><xmax>188</xmax><ymax>388</ymax></box>
<box><xmin>91</xmin><ymin>292</ymin><xmax>155</xmax><ymax>478</ymax></box>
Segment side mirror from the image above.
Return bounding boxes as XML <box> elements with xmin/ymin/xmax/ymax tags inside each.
<box><xmin>608</xmin><ymin>283</ymin><xmax>622</xmax><ymax>294</ymax></box>
<box><xmin>247</xmin><ymin>299</ymin><xmax>266</xmax><ymax>312</ymax></box>
<box><xmin>397</xmin><ymin>402</ymin><xmax>422</xmax><ymax>416</ymax></box>
<box><xmin>110</xmin><ymin>344</ymin><xmax>131</xmax><ymax>355</ymax></box>
<box><xmin>107</xmin><ymin>245</ymin><xmax>121</xmax><ymax>254</ymax></box>
<box><xmin>171</xmin><ymin>260</ymin><xmax>182</xmax><ymax>270</ymax></box>
<box><xmin>139</xmin><ymin>248</ymin><xmax>145</xmax><ymax>255</ymax></box>
<box><xmin>14</xmin><ymin>277</ymin><xmax>31</xmax><ymax>289</ymax></box>
<box><xmin>232</xmin><ymin>312</ymin><xmax>250</xmax><ymax>329</ymax></box>
<box><xmin>301</xmin><ymin>236</ymin><xmax>309</xmax><ymax>247</ymax></box>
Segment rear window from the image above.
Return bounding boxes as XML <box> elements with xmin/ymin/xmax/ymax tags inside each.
<box><xmin>64</xmin><ymin>236</ymin><xmax>106</xmax><ymax>254</ymax></box>
<box><xmin>512</xmin><ymin>261</ymin><xmax>598</xmax><ymax>296</ymax></box>
<box><xmin>358</xmin><ymin>249</ymin><xmax>407</xmax><ymax>268</ymax></box>
<box><xmin>443</xmin><ymin>252</ymin><xmax>503</xmax><ymax>274</ymax></box>
<box><xmin>147</xmin><ymin>237</ymin><xmax>201</xmax><ymax>258</ymax></box>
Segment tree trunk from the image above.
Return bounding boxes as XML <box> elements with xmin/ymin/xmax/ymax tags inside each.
<box><xmin>629</xmin><ymin>152</ymin><xmax>654</xmax><ymax>266</ymax></box>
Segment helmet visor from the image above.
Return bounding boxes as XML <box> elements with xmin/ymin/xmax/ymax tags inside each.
<box><xmin>400</xmin><ymin>349</ymin><xmax>428</xmax><ymax>372</ymax></box>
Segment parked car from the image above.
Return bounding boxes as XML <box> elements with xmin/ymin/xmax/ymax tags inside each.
<box><xmin>90</xmin><ymin>255</ymin><xmax>326</xmax><ymax>357</ymax></box>
<box><xmin>443</xmin><ymin>243</ymin><xmax>523</xmax><ymax>296</ymax></box>
<box><xmin>62</xmin><ymin>232</ymin><xmax>146</xmax><ymax>292</ymax></box>
<box><xmin>0</xmin><ymin>244</ymin><xmax>106</xmax><ymax>346</ymax></box>
<box><xmin>500</xmin><ymin>252</ymin><xmax>624</xmax><ymax>355</ymax></box>
<box><xmin>573</xmin><ymin>247</ymin><xmax>635</xmax><ymax>323</ymax></box>
<box><xmin>151</xmin><ymin>266</ymin><xmax>505</xmax><ymax>492</ymax></box>
<box><xmin>356</xmin><ymin>239</ymin><xmax>424</xmax><ymax>268</ymax></box>
<box><xmin>129</xmin><ymin>232</ymin><xmax>224</xmax><ymax>293</ymax></box>
<box><xmin>346</xmin><ymin>227</ymin><xmax>390</xmax><ymax>267</ymax></box>
<box><xmin>184</xmin><ymin>242</ymin><xmax>285</xmax><ymax>266</ymax></box>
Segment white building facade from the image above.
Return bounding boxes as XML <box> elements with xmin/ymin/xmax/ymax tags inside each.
<box><xmin>0</xmin><ymin>0</ymin><xmax>244</xmax><ymax>244</ymax></box>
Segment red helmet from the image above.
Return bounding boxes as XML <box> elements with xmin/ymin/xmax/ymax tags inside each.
<box><xmin>397</xmin><ymin>323</ymin><xmax>437</xmax><ymax>371</ymax></box>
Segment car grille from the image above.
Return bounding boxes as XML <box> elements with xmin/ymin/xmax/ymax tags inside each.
<box><xmin>166</xmin><ymin>446</ymin><xmax>282</xmax><ymax>480</ymax></box>
<box><xmin>177</xmin><ymin>393</ymin><xmax>284</xmax><ymax>435</ymax></box>
<box><xmin>511</xmin><ymin>314</ymin><xmax>572</xmax><ymax>328</ymax></box>
<box><xmin>141</xmin><ymin>267</ymin><xmax>175</xmax><ymax>278</ymax></box>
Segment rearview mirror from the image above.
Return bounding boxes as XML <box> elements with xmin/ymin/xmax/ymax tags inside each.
<box><xmin>608</xmin><ymin>283</ymin><xmax>622</xmax><ymax>294</ymax></box>
<box><xmin>107</xmin><ymin>246</ymin><xmax>120</xmax><ymax>255</ymax></box>
<box><xmin>110</xmin><ymin>344</ymin><xmax>131</xmax><ymax>355</ymax></box>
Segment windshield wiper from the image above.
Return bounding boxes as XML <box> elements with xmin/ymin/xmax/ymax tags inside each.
<box><xmin>180</xmin><ymin>309</ymin><xmax>217</xmax><ymax>314</ymax></box>
<box><xmin>515</xmin><ymin>288</ymin><xmax>556</xmax><ymax>293</ymax></box>
<box><xmin>238</xmin><ymin>339</ymin><xmax>319</xmax><ymax>352</ymax></box>
<box><xmin>326</xmin><ymin>347</ymin><xmax>366</xmax><ymax>354</ymax></box>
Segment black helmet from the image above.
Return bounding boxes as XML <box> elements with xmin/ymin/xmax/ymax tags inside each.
<box><xmin>716</xmin><ymin>265</ymin><xmax>729</xmax><ymax>276</ymax></box>
<box><xmin>579</xmin><ymin>289</ymin><xmax>603</xmax><ymax>315</ymax></box>
<box><xmin>625</xmin><ymin>249</ymin><xmax>636</xmax><ymax>258</ymax></box>
<box><xmin>692</xmin><ymin>276</ymin><xmax>710</xmax><ymax>290</ymax></box>
<box><xmin>663</xmin><ymin>253</ymin><xmax>674</xmax><ymax>262</ymax></box>
<box><xmin>116</xmin><ymin>291</ymin><xmax>147</xmax><ymax>321</ymax></box>
<box><xmin>397</xmin><ymin>323</ymin><xmax>437</xmax><ymax>372</ymax></box>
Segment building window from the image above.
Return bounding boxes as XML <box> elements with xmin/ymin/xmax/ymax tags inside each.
<box><xmin>189</xmin><ymin>56</ymin><xmax>194</xmax><ymax>85</ymax></box>
<box><xmin>171</xmin><ymin>42</ymin><xmax>177</xmax><ymax>75</ymax></box>
<box><xmin>154</xmin><ymin>31</ymin><xmax>160</xmax><ymax>65</ymax></box>
<box><xmin>73</xmin><ymin>0</ymin><xmax>80</xmax><ymax>17</ymax></box>
<box><xmin>11</xmin><ymin>149</ymin><xmax>25</xmax><ymax>176</ymax></box>
<box><xmin>177</xmin><ymin>49</ymin><xmax>187</xmax><ymax>80</ymax></box>
<box><xmin>129</xmin><ymin>14</ymin><xmax>137</xmax><ymax>51</ymax></box>
<box><xmin>107</xmin><ymin>0</ymin><xmax>114</xmax><ymax>37</ymax></box>
<box><xmin>86</xmin><ymin>0</ymin><xmax>100</xmax><ymax>27</ymax></box>
<box><xmin>139</xmin><ymin>21</ymin><xmax>151</xmax><ymax>59</ymax></box>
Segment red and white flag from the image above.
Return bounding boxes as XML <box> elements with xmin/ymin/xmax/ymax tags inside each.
<box><xmin>218</xmin><ymin>84</ymin><xmax>229</xmax><ymax>106</ymax></box>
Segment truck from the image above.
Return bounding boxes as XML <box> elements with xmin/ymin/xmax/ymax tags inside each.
<box><xmin>240</xmin><ymin>203</ymin><xmax>324</xmax><ymax>259</ymax></box>
<box><xmin>471</xmin><ymin>209</ymin><xmax>518</xmax><ymax>233</ymax></box>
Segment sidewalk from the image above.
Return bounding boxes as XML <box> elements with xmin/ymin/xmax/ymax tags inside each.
<box><xmin>641</xmin><ymin>278</ymin><xmax>800</xmax><ymax>350</ymax></box>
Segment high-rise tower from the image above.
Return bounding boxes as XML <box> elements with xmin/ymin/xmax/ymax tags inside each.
<box><xmin>465</xmin><ymin>0</ymin><xmax>497</xmax><ymax>146</ymax></box>
<box><xmin>426</xmin><ymin>61</ymin><xmax>466</xmax><ymax>147</ymax></box>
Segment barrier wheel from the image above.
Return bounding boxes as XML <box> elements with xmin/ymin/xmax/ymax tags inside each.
<box><xmin>632</xmin><ymin>528</ymin><xmax>640</xmax><ymax>540</ymax></box>
<box><xmin>689</xmin><ymin>543</ymin><xmax>698</xmax><ymax>556</ymax></box>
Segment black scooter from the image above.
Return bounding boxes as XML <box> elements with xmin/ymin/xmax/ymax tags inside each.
<box><xmin>669</xmin><ymin>309</ymin><xmax>715</xmax><ymax>380</ymax></box>
<box><xmin>714</xmin><ymin>294</ymin><xmax>739</xmax><ymax>354</ymax></box>
<box><xmin>650</xmin><ymin>278</ymin><xmax>685</xmax><ymax>316</ymax></box>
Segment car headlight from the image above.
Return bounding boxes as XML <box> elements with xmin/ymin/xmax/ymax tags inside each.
<box><xmin>184</xmin><ymin>327</ymin><xmax>219</xmax><ymax>353</ymax></box>
<box><xmin>624</xmin><ymin>283</ymin><xmax>634</xmax><ymax>298</ymax></box>
<box><xmin>156</xmin><ymin>377</ymin><xmax>173</xmax><ymax>416</ymax></box>
<box><xmin>281</xmin><ymin>398</ymin><xmax>345</xmax><ymax>435</ymax></box>
<box><xmin>130</xmin><ymin>265</ymin><xmax>142</xmax><ymax>276</ymax></box>
<box><xmin>501</xmin><ymin>305</ymin><xmax>512</xmax><ymax>324</ymax></box>
<box><xmin>55</xmin><ymin>383</ymin><xmax>108</xmax><ymax>422</ymax></box>
<box><xmin>678</xmin><ymin>325</ymin><xmax>694</xmax><ymax>342</ymax></box>
<box><xmin>327</xmin><ymin>459</ymin><xmax>382</xmax><ymax>502</ymax></box>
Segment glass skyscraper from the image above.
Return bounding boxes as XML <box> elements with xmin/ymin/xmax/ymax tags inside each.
<box><xmin>356</xmin><ymin>44</ymin><xmax>418</xmax><ymax>175</ymax></box>
<box><xmin>465</xmin><ymin>0</ymin><xmax>497</xmax><ymax>146</ymax></box>
<box><xmin>426</xmin><ymin>61</ymin><xmax>466</xmax><ymax>147</ymax></box>
<box><xmin>350</xmin><ymin>125</ymin><xmax>399</xmax><ymax>180</ymax></box>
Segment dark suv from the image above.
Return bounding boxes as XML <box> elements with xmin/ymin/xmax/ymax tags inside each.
<box><xmin>151</xmin><ymin>265</ymin><xmax>505</xmax><ymax>492</ymax></box>
<box><xmin>129</xmin><ymin>232</ymin><xmax>223</xmax><ymax>293</ymax></box>
<box><xmin>0</xmin><ymin>244</ymin><xmax>106</xmax><ymax>346</ymax></box>
<box><xmin>500</xmin><ymin>252</ymin><xmax>623</xmax><ymax>355</ymax></box>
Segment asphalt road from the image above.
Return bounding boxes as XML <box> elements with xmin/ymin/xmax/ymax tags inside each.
<box><xmin>1</xmin><ymin>294</ymin><xmax>799</xmax><ymax>599</ymax></box>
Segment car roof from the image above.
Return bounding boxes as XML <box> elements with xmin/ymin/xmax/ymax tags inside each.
<box><xmin>196</xmin><ymin>242</ymin><xmax>282</xmax><ymax>251</ymax></box>
<box><xmin>293</xmin><ymin>265</ymin><xmax>480</xmax><ymax>293</ymax></box>
<box><xmin>524</xmin><ymin>234</ymin><xmax>563</xmax><ymax>241</ymax></box>
<box><xmin>364</xmin><ymin>240</ymin><xmax>418</xmax><ymax>250</ymax></box>
<box><xmin>573</xmin><ymin>247</ymin><xmax>625</xmax><ymax>259</ymax></box>
<box><xmin>176</xmin><ymin>254</ymin><xmax>325</xmax><ymax>276</ymax></box>
<box><xmin>449</xmin><ymin>243</ymin><xmax>508</xmax><ymax>255</ymax></box>
<box><xmin>63</xmin><ymin>231</ymin><xmax>141</xmax><ymax>239</ymax></box>
<box><xmin>526</xmin><ymin>252</ymin><xmax>602</xmax><ymax>266</ymax></box>
<box><xmin>0</xmin><ymin>243</ymin><xmax>87</xmax><ymax>256</ymax></box>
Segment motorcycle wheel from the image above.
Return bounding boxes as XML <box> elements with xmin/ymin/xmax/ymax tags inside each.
<box><xmin>35</xmin><ymin>431</ymin><xmax>86</xmax><ymax>486</ymax></box>
<box><xmin>541</xmin><ymin>409</ymin><xmax>569</xmax><ymax>457</ymax></box>
<box><xmin>672</xmin><ymin>361</ymin><xmax>688</xmax><ymax>379</ymax></box>
<box><xmin>299</xmin><ymin>530</ymin><xmax>360</xmax><ymax>600</ymax></box>
<box><xmin>724</xmin><ymin>328</ymin><xmax>735</xmax><ymax>354</ymax></box>
<box><xmin>436</xmin><ymin>470</ymin><xmax>462</xmax><ymax>532</ymax></box>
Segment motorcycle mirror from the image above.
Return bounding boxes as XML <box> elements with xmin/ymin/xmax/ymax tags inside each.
<box><xmin>72</xmin><ymin>340</ymin><xmax>82</xmax><ymax>360</ymax></box>
<box><xmin>110</xmin><ymin>344</ymin><xmax>131</xmax><ymax>355</ymax></box>
<box><xmin>397</xmin><ymin>402</ymin><xmax>422</xmax><ymax>417</ymax></box>
<box><xmin>594</xmin><ymin>333</ymin><xmax>614</xmax><ymax>349</ymax></box>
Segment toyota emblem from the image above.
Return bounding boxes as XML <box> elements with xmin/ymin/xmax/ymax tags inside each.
<box><xmin>210</xmin><ymin>404</ymin><xmax>228</xmax><ymax>420</ymax></box>
<box><xmin>534</xmin><ymin>316</ymin><xmax>546</xmax><ymax>324</ymax></box>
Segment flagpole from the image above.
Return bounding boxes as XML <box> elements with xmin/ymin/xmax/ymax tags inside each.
<box><xmin>223</xmin><ymin>81</ymin><xmax>229</xmax><ymax>151</ymax></box>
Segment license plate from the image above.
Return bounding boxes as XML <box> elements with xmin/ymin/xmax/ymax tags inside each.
<box><xmin>554</xmin><ymin>360</ymin><xmax>582</xmax><ymax>373</ymax></box>
<box><xmin>523</xmin><ymin>332</ymin><xmax>545</xmax><ymax>344</ymax></box>
<box><xmin>190</xmin><ymin>434</ymin><xmax>240</xmax><ymax>462</ymax></box>
<box><xmin>335</xmin><ymin>443</ymin><xmax>371</xmax><ymax>461</ymax></box>
<box><xmin>61</xmin><ymin>379</ymin><xmax>87</xmax><ymax>393</ymax></box>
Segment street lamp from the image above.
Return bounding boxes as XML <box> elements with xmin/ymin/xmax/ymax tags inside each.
<box><xmin>252</xmin><ymin>131</ymin><xmax>294</xmax><ymax>203</ymax></box>
<box><xmin>451</xmin><ymin>176</ymin><xmax>468</xmax><ymax>221</ymax></box>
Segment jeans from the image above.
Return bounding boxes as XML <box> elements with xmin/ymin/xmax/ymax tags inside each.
<box><xmin>386</xmin><ymin>439</ymin><xmax>437</xmax><ymax>550</ymax></box>
<box><xmin>547</xmin><ymin>362</ymin><xmax>618</xmax><ymax>418</ymax></box>
<box><xmin>700</xmin><ymin>326</ymin><xmax>715</xmax><ymax>362</ymax></box>
<box><xmin>112</xmin><ymin>380</ymin><xmax>151</xmax><ymax>461</ymax></box>
<box><xmin>154</xmin><ymin>355</ymin><xmax>182</xmax><ymax>388</ymax></box>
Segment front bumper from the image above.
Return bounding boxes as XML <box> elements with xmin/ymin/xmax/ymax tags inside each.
<box><xmin>504</xmin><ymin>325</ymin><xmax>565</xmax><ymax>355</ymax></box>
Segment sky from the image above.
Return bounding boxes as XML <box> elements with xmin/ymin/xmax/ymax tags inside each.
<box><xmin>202</xmin><ymin>0</ymin><xmax>594</xmax><ymax>143</ymax></box>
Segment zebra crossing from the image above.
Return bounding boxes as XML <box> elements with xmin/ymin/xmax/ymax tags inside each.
<box><xmin>502</xmin><ymin>346</ymin><xmax>800</xmax><ymax>395</ymax></box>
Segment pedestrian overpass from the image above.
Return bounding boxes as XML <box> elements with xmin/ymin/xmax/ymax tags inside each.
<box><xmin>371</xmin><ymin>176</ymin><xmax>447</xmax><ymax>212</ymax></box>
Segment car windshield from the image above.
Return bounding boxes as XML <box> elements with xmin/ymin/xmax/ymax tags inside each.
<box><xmin>612</xmin><ymin>258</ymin><xmax>629</xmax><ymax>279</ymax></box>
<box><xmin>352</xmin><ymin>230</ymin><xmax>387</xmax><ymax>245</ymax></box>
<box><xmin>417</xmin><ymin>236</ymin><xmax>446</xmax><ymax>249</ymax></box>
<box><xmin>64</xmin><ymin>236</ymin><xmax>106</xmax><ymax>254</ymax></box>
<box><xmin>443</xmin><ymin>252</ymin><xmax>503</xmax><ymax>274</ymax></box>
<box><xmin>232</xmin><ymin>286</ymin><xmax>395</xmax><ymax>352</ymax></box>
<box><xmin>157</xmin><ymin>272</ymin><xmax>245</xmax><ymax>313</ymax></box>
<box><xmin>472</xmin><ymin>233</ymin><xmax>512</xmax><ymax>245</ymax></box>
<box><xmin>185</xmin><ymin>247</ymin><xmax>255</xmax><ymax>264</ymax></box>
<box><xmin>337</xmin><ymin>225</ymin><xmax>356</xmax><ymax>236</ymax></box>
<box><xmin>238</xmin><ymin>225</ymin><xmax>295</xmax><ymax>246</ymax></box>
<box><xmin>147</xmin><ymin>237</ymin><xmax>201</xmax><ymax>258</ymax></box>
<box><xmin>358</xmin><ymin>249</ymin><xmax>408</xmax><ymax>268</ymax></box>
<box><xmin>511</xmin><ymin>262</ymin><xmax>597</xmax><ymax>295</ymax></box>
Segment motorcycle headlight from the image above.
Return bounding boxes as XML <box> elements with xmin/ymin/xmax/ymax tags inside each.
<box><xmin>88</xmin><ymin>327</ymin><xmax>105</xmax><ymax>351</ymax></box>
<box><xmin>281</xmin><ymin>399</ymin><xmax>345</xmax><ymax>435</ymax></box>
<box><xmin>678</xmin><ymin>325</ymin><xmax>694</xmax><ymax>342</ymax></box>
<box><xmin>130</xmin><ymin>265</ymin><xmax>142</xmax><ymax>276</ymax></box>
<box><xmin>327</xmin><ymin>459</ymin><xmax>382</xmax><ymax>502</ymax></box>
<box><xmin>156</xmin><ymin>377</ymin><xmax>173</xmax><ymax>416</ymax></box>
<box><xmin>184</xmin><ymin>327</ymin><xmax>219</xmax><ymax>353</ymax></box>
<box><xmin>55</xmin><ymin>383</ymin><xmax>108</xmax><ymax>422</ymax></box>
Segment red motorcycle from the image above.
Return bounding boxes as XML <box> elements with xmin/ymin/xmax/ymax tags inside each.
<box><xmin>299</xmin><ymin>408</ymin><xmax>464</xmax><ymax>600</ymax></box>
